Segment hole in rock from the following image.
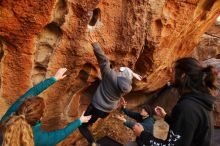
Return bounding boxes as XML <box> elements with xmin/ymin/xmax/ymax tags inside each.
<box><xmin>155</xmin><ymin>19</ymin><xmax>163</xmax><ymax>31</ymax></box>
<box><xmin>89</xmin><ymin>8</ymin><xmax>101</xmax><ymax>26</ymax></box>
<box><xmin>216</xmin><ymin>54</ymin><xmax>220</xmax><ymax>59</ymax></box>
<box><xmin>78</xmin><ymin>63</ymin><xmax>97</xmax><ymax>82</ymax></box>
<box><xmin>203</xmin><ymin>0</ymin><xmax>216</xmax><ymax>11</ymax></box>
<box><xmin>53</xmin><ymin>0</ymin><xmax>67</xmax><ymax>25</ymax></box>
<box><xmin>80</xmin><ymin>78</ymin><xmax>100</xmax><ymax>104</ymax></box>
<box><xmin>135</xmin><ymin>42</ymin><xmax>154</xmax><ymax>74</ymax></box>
<box><xmin>151</xmin><ymin>19</ymin><xmax>163</xmax><ymax>36</ymax></box>
<box><xmin>37</xmin><ymin>22</ymin><xmax>62</xmax><ymax>48</ymax></box>
<box><xmin>34</xmin><ymin>65</ymin><xmax>47</xmax><ymax>72</ymax></box>
<box><xmin>78</xmin><ymin>69</ymin><xmax>90</xmax><ymax>81</ymax></box>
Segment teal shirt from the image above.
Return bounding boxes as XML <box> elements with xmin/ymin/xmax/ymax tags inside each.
<box><xmin>0</xmin><ymin>77</ymin><xmax>82</xmax><ymax>146</ymax></box>
<box><xmin>33</xmin><ymin>119</ymin><xmax>82</xmax><ymax>146</ymax></box>
<box><xmin>1</xmin><ymin>77</ymin><xmax>57</xmax><ymax>123</ymax></box>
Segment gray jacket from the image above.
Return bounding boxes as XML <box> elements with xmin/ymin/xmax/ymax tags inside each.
<box><xmin>91</xmin><ymin>43</ymin><xmax>132</xmax><ymax>112</ymax></box>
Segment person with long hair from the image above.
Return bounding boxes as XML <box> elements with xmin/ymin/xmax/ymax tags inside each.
<box><xmin>133</xmin><ymin>57</ymin><xmax>218</xmax><ymax>146</ymax></box>
<box><xmin>2</xmin><ymin>115</ymin><xmax>34</xmax><ymax>146</ymax></box>
<box><xmin>0</xmin><ymin>68</ymin><xmax>91</xmax><ymax>146</ymax></box>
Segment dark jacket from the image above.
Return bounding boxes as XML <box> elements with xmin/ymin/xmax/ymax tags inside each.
<box><xmin>139</xmin><ymin>92</ymin><xmax>214</xmax><ymax>146</ymax></box>
<box><xmin>0</xmin><ymin>77</ymin><xmax>82</xmax><ymax>146</ymax></box>
<box><xmin>122</xmin><ymin>108</ymin><xmax>155</xmax><ymax>134</ymax></box>
<box><xmin>91</xmin><ymin>43</ymin><xmax>132</xmax><ymax>112</ymax></box>
<box><xmin>122</xmin><ymin>108</ymin><xmax>155</xmax><ymax>146</ymax></box>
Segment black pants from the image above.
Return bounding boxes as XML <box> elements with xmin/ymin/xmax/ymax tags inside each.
<box><xmin>79</xmin><ymin>104</ymin><xmax>109</xmax><ymax>144</ymax></box>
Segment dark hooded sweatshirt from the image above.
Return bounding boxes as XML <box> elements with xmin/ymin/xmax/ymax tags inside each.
<box><xmin>139</xmin><ymin>92</ymin><xmax>214</xmax><ymax>146</ymax></box>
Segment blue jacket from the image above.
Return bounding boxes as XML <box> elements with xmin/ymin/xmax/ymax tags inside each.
<box><xmin>122</xmin><ymin>108</ymin><xmax>155</xmax><ymax>134</ymax></box>
<box><xmin>0</xmin><ymin>77</ymin><xmax>82</xmax><ymax>146</ymax></box>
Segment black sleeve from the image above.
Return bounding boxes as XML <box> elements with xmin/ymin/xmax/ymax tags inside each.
<box><xmin>139</xmin><ymin>104</ymin><xmax>197</xmax><ymax>146</ymax></box>
<box><xmin>164</xmin><ymin>114</ymin><xmax>171</xmax><ymax>125</ymax></box>
<box><xmin>139</xmin><ymin>131</ymin><xmax>165</xmax><ymax>144</ymax></box>
<box><xmin>92</xmin><ymin>42</ymin><xmax>111</xmax><ymax>77</ymax></box>
<box><xmin>122</xmin><ymin>108</ymin><xmax>143</xmax><ymax>121</ymax></box>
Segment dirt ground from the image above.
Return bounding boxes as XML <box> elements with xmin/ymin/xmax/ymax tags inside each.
<box><xmin>74</xmin><ymin>110</ymin><xmax>169</xmax><ymax>146</ymax></box>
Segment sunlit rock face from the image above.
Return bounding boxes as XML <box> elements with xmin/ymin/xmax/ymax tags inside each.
<box><xmin>0</xmin><ymin>0</ymin><xmax>220</xmax><ymax>145</ymax></box>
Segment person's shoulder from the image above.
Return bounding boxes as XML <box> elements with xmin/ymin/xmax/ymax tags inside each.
<box><xmin>142</xmin><ymin>116</ymin><xmax>155</xmax><ymax>123</ymax></box>
<box><xmin>175</xmin><ymin>99</ymin><xmax>196</xmax><ymax>112</ymax></box>
<box><xmin>32</xmin><ymin>122</ymin><xmax>42</xmax><ymax>131</ymax></box>
<box><xmin>103</xmin><ymin>69</ymin><xmax>117</xmax><ymax>82</ymax></box>
<box><xmin>146</xmin><ymin>116</ymin><xmax>155</xmax><ymax>120</ymax></box>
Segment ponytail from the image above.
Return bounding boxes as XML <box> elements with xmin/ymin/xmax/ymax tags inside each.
<box><xmin>0</xmin><ymin>96</ymin><xmax>44</xmax><ymax>146</ymax></box>
<box><xmin>2</xmin><ymin>115</ymin><xmax>34</xmax><ymax>146</ymax></box>
<box><xmin>202</xmin><ymin>65</ymin><xmax>218</xmax><ymax>90</ymax></box>
<box><xmin>173</xmin><ymin>57</ymin><xmax>218</xmax><ymax>95</ymax></box>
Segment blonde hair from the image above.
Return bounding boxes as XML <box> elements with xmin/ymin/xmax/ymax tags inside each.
<box><xmin>2</xmin><ymin>115</ymin><xmax>34</xmax><ymax>146</ymax></box>
<box><xmin>1</xmin><ymin>96</ymin><xmax>45</xmax><ymax>146</ymax></box>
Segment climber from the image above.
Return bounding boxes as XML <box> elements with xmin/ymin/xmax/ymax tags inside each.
<box><xmin>0</xmin><ymin>68</ymin><xmax>91</xmax><ymax>146</ymax></box>
<box><xmin>78</xmin><ymin>33</ymin><xmax>142</xmax><ymax>146</ymax></box>
<box><xmin>116</xmin><ymin>97</ymin><xmax>155</xmax><ymax>146</ymax></box>
<box><xmin>132</xmin><ymin>57</ymin><xmax>218</xmax><ymax>146</ymax></box>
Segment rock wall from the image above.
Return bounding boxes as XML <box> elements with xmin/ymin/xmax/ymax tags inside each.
<box><xmin>193</xmin><ymin>19</ymin><xmax>220</xmax><ymax>60</ymax></box>
<box><xmin>0</xmin><ymin>0</ymin><xmax>220</xmax><ymax>145</ymax></box>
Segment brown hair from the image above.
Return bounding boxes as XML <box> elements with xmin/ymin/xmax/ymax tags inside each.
<box><xmin>141</xmin><ymin>105</ymin><xmax>154</xmax><ymax>117</ymax></box>
<box><xmin>173</xmin><ymin>57</ymin><xmax>218</xmax><ymax>95</ymax></box>
<box><xmin>17</xmin><ymin>96</ymin><xmax>45</xmax><ymax>126</ymax></box>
